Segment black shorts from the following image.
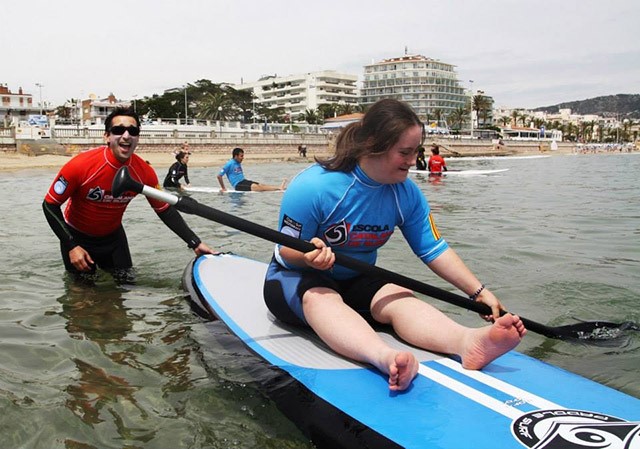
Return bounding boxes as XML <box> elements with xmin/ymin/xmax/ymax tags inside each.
<box><xmin>263</xmin><ymin>258</ymin><xmax>389</xmax><ymax>326</ymax></box>
<box><xmin>61</xmin><ymin>226</ymin><xmax>132</xmax><ymax>275</ymax></box>
<box><xmin>234</xmin><ymin>179</ymin><xmax>257</xmax><ymax>191</ymax></box>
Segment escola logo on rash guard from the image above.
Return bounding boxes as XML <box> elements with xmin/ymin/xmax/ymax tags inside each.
<box><xmin>325</xmin><ymin>220</ymin><xmax>349</xmax><ymax>246</ymax></box>
<box><xmin>87</xmin><ymin>186</ymin><xmax>104</xmax><ymax>201</ymax></box>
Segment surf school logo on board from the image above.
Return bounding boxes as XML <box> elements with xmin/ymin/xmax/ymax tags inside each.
<box><xmin>512</xmin><ymin>409</ymin><xmax>640</xmax><ymax>448</ymax></box>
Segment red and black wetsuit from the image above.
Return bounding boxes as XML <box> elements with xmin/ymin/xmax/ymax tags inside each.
<box><xmin>43</xmin><ymin>146</ymin><xmax>200</xmax><ymax>278</ymax></box>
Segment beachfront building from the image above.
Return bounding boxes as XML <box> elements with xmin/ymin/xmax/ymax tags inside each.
<box><xmin>360</xmin><ymin>54</ymin><xmax>468</xmax><ymax>125</ymax></box>
<box><xmin>234</xmin><ymin>71</ymin><xmax>359</xmax><ymax>121</ymax></box>
<box><xmin>0</xmin><ymin>84</ymin><xmax>42</xmax><ymax>127</ymax></box>
<box><xmin>80</xmin><ymin>93</ymin><xmax>131</xmax><ymax>125</ymax></box>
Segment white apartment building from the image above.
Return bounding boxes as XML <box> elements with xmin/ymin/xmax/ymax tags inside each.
<box><xmin>1</xmin><ymin>84</ymin><xmax>41</xmax><ymax>126</ymax></box>
<box><xmin>360</xmin><ymin>54</ymin><xmax>468</xmax><ymax>123</ymax></box>
<box><xmin>234</xmin><ymin>70</ymin><xmax>359</xmax><ymax>120</ymax></box>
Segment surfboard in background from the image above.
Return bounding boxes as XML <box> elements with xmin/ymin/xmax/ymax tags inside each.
<box><xmin>409</xmin><ymin>168</ymin><xmax>509</xmax><ymax>176</ymax></box>
<box><xmin>183</xmin><ymin>186</ymin><xmax>284</xmax><ymax>194</ymax></box>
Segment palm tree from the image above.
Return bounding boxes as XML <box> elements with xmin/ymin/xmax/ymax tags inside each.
<box><xmin>448</xmin><ymin>106</ymin><xmax>469</xmax><ymax>131</ymax></box>
<box><xmin>303</xmin><ymin>108</ymin><xmax>319</xmax><ymax>124</ymax></box>
<box><xmin>197</xmin><ymin>92</ymin><xmax>229</xmax><ymax>120</ymax></box>
<box><xmin>336</xmin><ymin>103</ymin><xmax>354</xmax><ymax>116</ymax></box>
<box><xmin>472</xmin><ymin>94</ymin><xmax>491</xmax><ymax>127</ymax></box>
<box><xmin>498</xmin><ymin>116</ymin><xmax>511</xmax><ymax>127</ymax></box>
<box><xmin>433</xmin><ymin>109</ymin><xmax>444</xmax><ymax>127</ymax></box>
<box><xmin>510</xmin><ymin>110</ymin><xmax>521</xmax><ymax>128</ymax></box>
<box><xmin>318</xmin><ymin>103</ymin><xmax>338</xmax><ymax>120</ymax></box>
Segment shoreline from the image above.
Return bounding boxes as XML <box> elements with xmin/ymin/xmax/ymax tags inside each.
<box><xmin>0</xmin><ymin>149</ymin><xmax>317</xmax><ymax>172</ymax></box>
<box><xmin>3</xmin><ymin>142</ymin><xmax>634</xmax><ymax>172</ymax></box>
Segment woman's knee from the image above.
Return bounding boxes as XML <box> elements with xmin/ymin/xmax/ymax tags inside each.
<box><xmin>370</xmin><ymin>285</ymin><xmax>415</xmax><ymax>322</ymax></box>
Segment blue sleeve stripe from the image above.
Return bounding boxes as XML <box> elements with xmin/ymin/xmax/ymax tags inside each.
<box><xmin>418</xmin><ymin>240</ymin><xmax>449</xmax><ymax>263</ymax></box>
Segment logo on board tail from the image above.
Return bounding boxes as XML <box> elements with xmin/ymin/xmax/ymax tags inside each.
<box><xmin>512</xmin><ymin>409</ymin><xmax>640</xmax><ymax>448</ymax></box>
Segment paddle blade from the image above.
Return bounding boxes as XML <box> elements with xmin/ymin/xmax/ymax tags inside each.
<box><xmin>112</xmin><ymin>166</ymin><xmax>144</xmax><ymax>197</ymax></box>
<box><xmin>553</xmin><ymin>320</ymin><xmax>639</xmax><ymax>341</ymax></box>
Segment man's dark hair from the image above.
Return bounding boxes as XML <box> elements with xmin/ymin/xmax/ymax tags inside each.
<box><xmin>105</xmin><ymin>107</ymin><xmax>140</xmax><ymax>133</ymax></box>
<box><xmin>232</xmin><ymin>147</ymin><xmax>244</xmax><ymax>157</ymax></box>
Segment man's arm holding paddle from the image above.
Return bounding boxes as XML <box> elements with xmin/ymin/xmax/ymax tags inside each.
<box><xmin>156</xmin><ymin>205</ymin><xmax>216</xmax><ymax>255</ymax></box>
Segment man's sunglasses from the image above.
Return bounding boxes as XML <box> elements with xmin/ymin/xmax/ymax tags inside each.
<box><xmin>109</xmin><ymin>125</ymin><xmax>140</xmax><ymax>136</ymax></box>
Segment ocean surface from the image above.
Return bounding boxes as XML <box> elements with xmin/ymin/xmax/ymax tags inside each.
<box><xmin>0</xmin><ymin>153</ymin><xmax>638</xmax><ymax>448</ymax></box>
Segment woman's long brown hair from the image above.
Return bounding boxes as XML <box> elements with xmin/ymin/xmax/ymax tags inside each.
<box><xmin>317</xmin><ymin>99</ymin><xmax>424</xmax><ymax>172</ymax></box>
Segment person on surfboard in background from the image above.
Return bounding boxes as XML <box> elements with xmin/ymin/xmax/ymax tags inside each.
<box><xmin>263</xmin><ymin>99</ymin><xmax>526</xmax><ymax>392</ymax></box>
<box><xmin>428</xmin><ymin>144</ymin><xmax>447</xmax><ymax>174</ymax></box>
<box><xmin>163</xmin><ymin>149</ymin><xmax>191</xmax><ymax>191</ymax></box>
<box><xmin>43</xmin><ymin>107</ymin><xmax>215</xmax><ymax>284</ymax></box>
<box><xmin>216</xmin><ymin>147</ymin><xmax>286</xmax><ymax>192</ymax></box>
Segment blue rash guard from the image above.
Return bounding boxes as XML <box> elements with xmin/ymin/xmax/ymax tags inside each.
<box><xmin>275</xmin><ymin>163</ymin><xmax>449</xmax><ymax>279</ymax></box>
<box><xmin>218</xmin><ymin>159</ymin><xmax>244</xmax><ymax>188</ymax></box>
<box><xmin>263</xmin><ymin>163</ymin><xmax>449</xmax><ymax>325</ymax></box>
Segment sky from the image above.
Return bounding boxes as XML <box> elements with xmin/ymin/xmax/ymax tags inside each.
<box><xmin>3</xmin><ymin>0</ymin><xmax>639</xmax><ymax>110</ymax></box>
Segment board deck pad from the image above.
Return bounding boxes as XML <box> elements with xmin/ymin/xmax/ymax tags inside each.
<box><xmin>185</xmin><ymin>254</ymin><xmax>640</xmax><ymax>449</ymax></box>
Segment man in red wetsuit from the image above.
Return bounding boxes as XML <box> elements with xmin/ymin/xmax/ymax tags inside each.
<box><xmin>427</xmin><ymin>144</ymin><xmax>448</xmax><ymax>174</ymax></box>
<box><xmin>43</xmin><ymin>107</ymin><xmax>214</xmax><ymax>283</ymax></box>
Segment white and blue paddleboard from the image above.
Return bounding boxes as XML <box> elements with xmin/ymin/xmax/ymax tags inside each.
<box><xmin>409</xmin><ymin>168</ymin><xmax>509</xmax><ymax>176</ymax></box>
<box><xmin>183</xmin><ymin>254</ymin><xmax>640</xmax><ymax>449</ymax></box>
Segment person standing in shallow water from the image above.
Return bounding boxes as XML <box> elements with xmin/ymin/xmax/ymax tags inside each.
<box><xmin>163</xmin><ymin>150</ymin><xmax>191</xmax><ymax>190</ymax></box>
<box><xmin>428</xmin><ymin>144</ymin><xmax>447</xmax><ymax>174</ymax></box>
<box><xmin>263</xmin><ymin>98</ymin><xmax>526</xmax><ymax>391</ymax></box>
<box><xmin>415</xmin><ymin>145</ymin><xmax>427</xmax><ymax>171</ymax></box>
<box><xmin>42</xmin><ymin>107</ymin><xmax>215</xmax><ymax>284</ymax></box>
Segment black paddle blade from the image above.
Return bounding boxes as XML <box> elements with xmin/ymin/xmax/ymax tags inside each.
<box><xmin>553</xmin><ymin>320</ymin><xmax>639</xmax><ymax>341</ymax></box>
<box><xmin>112</xmin><ymin>166</ymin><xmax>144</xmax><ymax>198</ymax></box>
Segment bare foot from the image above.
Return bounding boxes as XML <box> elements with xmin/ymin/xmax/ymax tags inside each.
<box><xmin>387</xmin><ymin>351</ymin><xmax>419</xmax><ymax>391</ymax></box>
<box><xmin>461</xmin><ymin>314</ymin><xmax>526</xmax><ymax>370</ymax></box>
<box><xmin>280</xmin><ymin>179</ymin><xmax>287</xmax><ymax>190</ymax></box>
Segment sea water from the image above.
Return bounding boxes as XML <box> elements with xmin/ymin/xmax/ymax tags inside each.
<box><xmin>0</xmin><ymin>153</ymin><xmax>638</xmax><ymax>448</ymax></box>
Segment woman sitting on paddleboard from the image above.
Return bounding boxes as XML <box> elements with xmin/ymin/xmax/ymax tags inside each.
<box><xmin>263</xmin><ymin>98</ymin><xmax>526</xmax><ymax>392</ymax></box>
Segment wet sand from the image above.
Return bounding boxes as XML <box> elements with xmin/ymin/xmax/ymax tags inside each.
<box><xmin>0</xmin><ymin>149</ymin><xmax>314</xmax><ymax>172</ymax></box>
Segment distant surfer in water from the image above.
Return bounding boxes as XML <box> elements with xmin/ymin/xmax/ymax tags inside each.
<box><xmin>43</xmin><ymin>107</ymin><xmax>215</xmax><ymax>284</ymax></box>
<box><xmin>415</xmin><ymin>145</ymin><xmax>427</xmax><ymax>171</ymax></box>
<box><xmin>428</xmin><ymin>144</ymin><xmax>447</xmax><ymax>174</ymax></box>
<box><xmin>163</xmin><ymin>150</ymin><xmax>191</xmax><ymax>191</ymax></box>
<box><xmin>217</xmin><ymin>147</ymin><xmax>286</xmax><ymax>192</ymax></box>
<box><xmin>263</xmin><ymin>99</ymin><xmax>525</xmax><ymax>392</ymax></box>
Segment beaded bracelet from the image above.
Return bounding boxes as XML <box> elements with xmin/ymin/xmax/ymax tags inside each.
<box><xmin>469</xmin><ymin>284</ymin><xmax>485</xmax><ymax>301</ymax></box>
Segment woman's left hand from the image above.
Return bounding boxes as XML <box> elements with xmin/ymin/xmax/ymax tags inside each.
<box><xmin>475</xmin><ymin>289</ymin><xmax>504</xmax><ymax>321</ymax></box>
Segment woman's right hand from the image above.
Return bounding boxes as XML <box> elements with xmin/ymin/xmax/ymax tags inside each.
<box><xmin>304</xmin><ymin>237</ymin><xmax>335</xmax><ymax>271</ymax></box>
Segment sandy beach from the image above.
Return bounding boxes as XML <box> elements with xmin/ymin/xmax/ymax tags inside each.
<box><xmin>0</xmin><ymin>138</ymin><xmax>598</xmax><ymax>172</ymax></box>
<box><xmin>0</xmin><ymin>148</ymin><xmax>316</xmax><ymax>172</ymax></box>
